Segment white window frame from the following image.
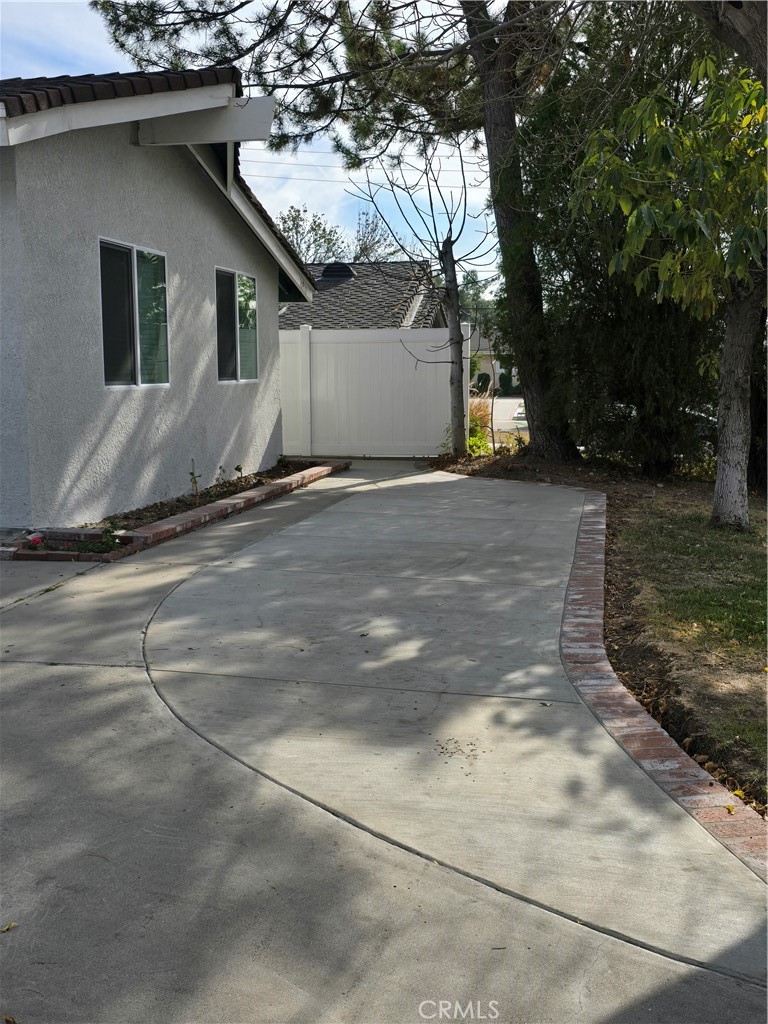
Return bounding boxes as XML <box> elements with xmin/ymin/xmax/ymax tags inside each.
<box><xmin>215</xmin><ymin>265</ymin><xmax>259</xmax><ymax>383</ymax></box>
<box><xmin>99</xmin><ymin>236</ymin><xmax>171</xmax><ymax>389</ymax></box>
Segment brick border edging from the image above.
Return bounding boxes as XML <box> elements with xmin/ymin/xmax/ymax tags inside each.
<box><xmin>0</xmin><ymin>461</ymin><xmax>351</xmax><ymax>563</ymax></box>
<box><xmin>561</xmin><ymin>491</ymin><xmax>767</xmax><ymax>882</ymax></box>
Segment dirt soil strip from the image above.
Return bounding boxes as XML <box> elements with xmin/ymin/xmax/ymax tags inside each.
<box><xmin>1</xmin><ymin>461</ymin><xmax>351</xmax><ymax>563</ymax></box>
<box><xmin>562</xmin><ymin>492</ymin><xmax>767</xmax><ymax>881</ymax></box>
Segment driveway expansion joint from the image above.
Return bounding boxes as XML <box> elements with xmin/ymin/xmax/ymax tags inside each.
<box><xmin>149</xmin><ymin>666</ymin><xmax>583</xmax><ymax>704</ymax></box>
<box><xmin>560</xmin><ymin>491</ymin><xmax>767</xmax><ymax>881</ymax></box>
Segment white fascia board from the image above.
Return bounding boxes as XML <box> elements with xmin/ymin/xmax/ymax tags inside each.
<box><xmin>138</xmin><ymin>96</ymin><xmax>275</xmax><ymax>145</ymax></box>
<box><xmin>188</xmin><ymin>144</ymin><xmax>315</xmax><ymax>302</ymax></box>
<box><xmin>230</xmin><ymin>182</ymin><xmax>314</xmax><ymax>300</ymax></box>
<box><xmin>0</xmin><ymin>83</ymin><xmax>234</xmax><ymax>147</ymax></box>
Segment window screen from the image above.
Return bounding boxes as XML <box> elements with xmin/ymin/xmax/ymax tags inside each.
<box><xmin>216</xmin><ymin>270</ymin><xmax>237</xmax><ymax>380</ymax></box>
<box><xmin>100</xmin><ymin>243</ymin><xmax>135</xmax><ymax>385</ymax></box>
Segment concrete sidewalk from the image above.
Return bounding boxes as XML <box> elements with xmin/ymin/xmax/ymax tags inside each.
<box><xmin>1</xmin><ymin>461</ymin><xmax>765</xmax><ymax>1024</ymax></box>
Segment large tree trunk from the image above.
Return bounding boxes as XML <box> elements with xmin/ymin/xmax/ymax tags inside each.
<box><xmin>684</xmin><ymin>1</ymin><xmax>766</xmax><ymax>82</ymax></box>
<box><xmin>711</xmin><ymin>281</ymin><xmax>765</xmax><ymax>530</ymax></box>
<box><xmin>440</xmin><ymin>234</ymin><xmax>467</xmax><ymax>457</ymax></box>
<box><xmin>747</xmin><ymin>306</ymin><xmax>767</xmax><ymax>491</ymax></box>
<box><xmin>461</xmin><ymin>0</ymin><xmax>579</xmax><ymax>462</ymax></box>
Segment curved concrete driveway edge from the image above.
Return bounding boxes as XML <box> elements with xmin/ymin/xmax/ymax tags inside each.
<box><xmin>143</xmin><ymin>468</ymin><xmax>766</xmax><ymax>985</ymax></box>
<box><xmin>147</xmin><ymin>673</ymin><xmax>768</xmax><ymax>989</ymax></box>
<box><xmin>562</xmin><ymin>491</ymin><xmax>767</xmax><ymax>881</ymax></box>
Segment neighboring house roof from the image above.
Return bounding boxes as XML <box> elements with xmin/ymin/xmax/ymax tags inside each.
<box><xmin>279</xmin><ymin>261</ymin><xmax>447</xmax><ymax>329</ymax></box>
<box><xmin>0</xmin><ymin>67</ymin><xmax>313</xmax><ymax>301</ymax></box>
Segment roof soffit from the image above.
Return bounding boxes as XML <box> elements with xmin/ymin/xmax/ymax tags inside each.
<box><xmin>0</xmin><ymin>83</ymin><xmax>235</xmax><ymax>147</ymax></box>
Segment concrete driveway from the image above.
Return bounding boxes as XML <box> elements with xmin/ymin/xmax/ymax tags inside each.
<box><xmin>1</xmin><ymin>461</ymin><xmax>765</xmax><ymax>1024</ymax></box>
<box><xmin>489</xmin><ymin>396</ymin><xmax>527</xmax><ymax>435</ymax></box>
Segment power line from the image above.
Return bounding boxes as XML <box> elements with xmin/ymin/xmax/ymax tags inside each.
<box><xmin>243</xmin><ymin>145</ymin><xmax>487</xmax><ymax>158</ymax></box>
<box><xmin>239</xmin><ymin>157</ymin><xmax>487</xmax><ymax>175</ymax></box>
<box><xmin>241</xmin><ymin>170</ymin><xmax>491</xmax><ymax>185</ymax></box>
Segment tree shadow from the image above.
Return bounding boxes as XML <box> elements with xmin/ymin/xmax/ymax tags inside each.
<box><xmin>134</xmin><ymin>472</ymin><xmax>766</xmax><ymax>985</ymax></box>
<box><xmin>8</xmin><ymin>124</ymin><xmax>286</xmax><ymax>531</ymax></box>
<box><xmin>1</xmin><ymin>471</ymin><xmax>765</xmax><ymax>1023</ymax></box>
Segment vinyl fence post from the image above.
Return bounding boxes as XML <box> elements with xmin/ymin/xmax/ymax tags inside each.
<box><xmin>461</xmin><ymin>321</ymin><xmax>471</xmax><ymax>439</ymax></box>
<box><xmin>299</xmin><ymin>324</ymin><xmax>312</xmax><ymax>457</ymax></box>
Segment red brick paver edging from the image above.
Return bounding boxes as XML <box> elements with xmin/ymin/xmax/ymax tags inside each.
<box><xmin>0</xmin><ymin>461</ymin><xmax>351</xmax><ymax>563</ymax></box>
<box><xmin>562</xmin><ymin>491</ymin><xmax>767</xmax><ymax>881</ymax></box>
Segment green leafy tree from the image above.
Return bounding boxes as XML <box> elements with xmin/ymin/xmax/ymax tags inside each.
<box><xmin>277</xmin><ymin>204</ymin><xmax>403</xmax><ymax>262</ymax></box>
<box><xmin>351</xmin><ymin>209</ymin><xmax>403</xmax><ymax>261</ymax></box>
<box><xmin>275</xmin><ymin>204</ymin><xmax>348</xmax><ymax>262</ymax></box>
<box><xmin>576</xmin><ymin>60</ymin><xmax>767</xmax><ymax>528</ymax></box>
<box><xmin>520</xmin><ymin>3</ymin><xmax>723</xmax><ymax>475</ymax></box>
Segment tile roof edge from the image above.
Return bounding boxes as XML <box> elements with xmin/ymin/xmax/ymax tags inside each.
<box><xmin>0</xmin><ymin>67</ymin><xmax>242</xmax><ymax>118</ymax></box>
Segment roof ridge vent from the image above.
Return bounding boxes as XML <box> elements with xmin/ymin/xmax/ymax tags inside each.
<box><xmin>321</xmin><ymin>262</ymin><xmax>356</xmax><ymax>279</ymax></box>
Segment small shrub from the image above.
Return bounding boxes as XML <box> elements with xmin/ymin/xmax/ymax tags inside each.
<box><xmin>441</xmin><ymin>398</ymin><xmax>493</xmax><ymax>456</ymax></box>
<box><xmin>467</xmin><ymin>397</ymin><xmax>493</xmax><ymax>457</ymax></box>
<box><xmin>77</xmin><ymin>526</ymin><xmax>120</xmax><ymax>554</ymax></box>
<box><xmin>467</xmin><ymin>433</ymin><xmax>492</xmax><ymax>457</ymax></box>
<box><xmin>510</xmin><ymin>432</ymin><xmax>529</xmax><ymax>456</ymax></box>
<box><xmin>469</xmin><ymin>397</ymin><xmax>492</xmax><ymax>433</ymax></box>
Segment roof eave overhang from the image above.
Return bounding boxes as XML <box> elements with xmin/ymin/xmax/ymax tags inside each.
<box><xmin>137</xmin><ymin>96</ymin><xmax>274</xmax><ymax>146</ymax></box>
<box><xmin>0</xmin><ymin>82</ymin><xmax>235</xmax><ymax>147</ymax></box>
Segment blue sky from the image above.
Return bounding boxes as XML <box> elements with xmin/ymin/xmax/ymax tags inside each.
<box><xmin>0</xmin><ymin>1</ymin><xmax>132</xmax><ymax>78</ymax></box>
<box><xmin>0</xmin><ymin>0</ymin><xmax>496</xmax><ymax>277</ymax></box>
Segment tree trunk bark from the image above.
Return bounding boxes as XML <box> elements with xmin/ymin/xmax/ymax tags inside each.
<box><xmin>711</xmin><ymin>282</ymin><xmax>765</xmax><ymax>530</ymax></box>
<box><xmin>684</xmin><ymin>1</ymin><xmax>766</xmax><ymax>82</ymax></box>
<box><xmin>747</xmin><ymin>305</ymin><xmax>767</xmax><ymax>490</ymax></box>
<box><xmin>440</xmin><ymin>234</ymin><xmax>467</xmax><ymax>457</ymax></box>
<box><xmin>461</xmin><ymin>1</ymin><xmax>579</xmax><ymax>462</ymax></box>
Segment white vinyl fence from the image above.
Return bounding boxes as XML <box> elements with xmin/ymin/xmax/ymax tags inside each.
<box><xmin>280</xmin><ymin>325</ymin><xmax>472</xmax><ymax>457</ymax></box>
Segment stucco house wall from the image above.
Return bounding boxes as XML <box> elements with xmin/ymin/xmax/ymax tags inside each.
<box><xmin>0</xmin><ymin>147</ymin><xmax>31</xmax><ymax>527</ymax></box>
<box><xmin>2</xmin><ymin>122</ymin><xmax>283</xmax><ymax>528</ymax></box>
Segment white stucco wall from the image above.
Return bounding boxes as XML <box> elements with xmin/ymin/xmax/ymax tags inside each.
<box><xmin>7</xmin><ymin>122</ymin><xmax>284</xmax><ymax>527</ymax></box>
<box><xmin>0</xmin><ymin>148</ymin><xmax>33</xmax><ymax>528</ymax></box>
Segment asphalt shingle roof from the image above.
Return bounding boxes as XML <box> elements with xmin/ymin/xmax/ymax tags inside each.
<box><xmin>279</xmin><ymin>261</ymin><xmax>446</xmax><ymax>329</ymax></box>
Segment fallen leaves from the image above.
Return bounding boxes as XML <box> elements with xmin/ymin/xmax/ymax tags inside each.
<box><xmin>0</xmin><ymin>922</ymin><xmax>18</xmax><ymax>933</ymax></box>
